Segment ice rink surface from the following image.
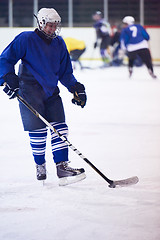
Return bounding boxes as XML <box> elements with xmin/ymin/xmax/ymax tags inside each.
<box><xmin>0</xmin><ymin>63</ymin><xmax>160</xmax><ymax>240</ymax></box>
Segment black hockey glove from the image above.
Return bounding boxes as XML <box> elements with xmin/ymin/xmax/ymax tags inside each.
<box><xmin>70</xmin><ymin>82</ymin><xmax>87</xmax><ymax>108</ymax></box>
<box><xmin>2</xmin><ymin>73</ymin><xmax>19</xmax><ymax>99</ymax></box>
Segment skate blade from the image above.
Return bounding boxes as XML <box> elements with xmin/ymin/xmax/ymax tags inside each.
<box><xmin>59</xmin><ymin>172</ymin><xmax>86</xmax><ymax>186</ymax></box>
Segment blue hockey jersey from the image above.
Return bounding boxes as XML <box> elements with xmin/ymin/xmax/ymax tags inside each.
<box><xmin>0</xmin><ymin>31</ymin><xmax>77</xmax><ymax>97</ymax></box>
<box><xmin>93</xmin><ymin>19</ymin><xmax>111</xmax><ymax>38</ymax></box>
<box><xmin>120</xmin><ymin>24</ymin><xmax>150</xmax><ymax>52</ymax></box>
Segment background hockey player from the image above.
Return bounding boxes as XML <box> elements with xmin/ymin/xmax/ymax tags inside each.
<box><xmin>120</xmin><ymin>16</ymin><xmax>157</xmax><ymax>78</ymax></box>
<box><xmin>0</xmin><ymin>8</ymin><xmax>87</xmax><ymax>186</ymax></box>
<box><xmin>110</xmin><ymin>24</ymin><xmax>124</xmax><ymax>66</ymax></box>
<box><xmin>92</xmin><ymin>11</ymin><xmax>111</xmax><ymax>67</ymax></box>
<box><xmin>64</xmin><ymin>37</ymin><xmax>86</xmax><ymax>70</ymax></box>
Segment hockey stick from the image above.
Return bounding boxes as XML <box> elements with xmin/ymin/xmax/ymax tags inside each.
<box><xmin>17</xmin><ymin>94</ymin><xmax>139</xmax><ymax>188</ymax></box>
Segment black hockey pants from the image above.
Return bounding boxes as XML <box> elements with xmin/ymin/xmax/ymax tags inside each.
<box><xmin>128</xmin><ymin>48</ymin><xmax>153</xmax><ymax>72</ymax></box>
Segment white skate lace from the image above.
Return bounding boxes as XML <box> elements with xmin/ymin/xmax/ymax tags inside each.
<box><xmin>57</xmin><ymin>161</ymin><xmax>80</xmax><ymax>171</ymax></box>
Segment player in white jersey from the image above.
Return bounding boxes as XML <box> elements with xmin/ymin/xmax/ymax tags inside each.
<box><xmin>120</xmin><ymin>16</ymin><xmax>157</xmax><ymax>78</ymax></box>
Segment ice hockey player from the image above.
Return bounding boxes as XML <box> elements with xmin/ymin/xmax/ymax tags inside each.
<box><xmin>110</xmin><ymin>24</ymin><xmax>124</xmax><ymax>66</ymax></box>
<box><xmin>0</xmin><ymin>8</ymin><xmax>87</xmax><ymax>186</ymax></box>
<box><xmin>64</xmin><ymin>37</ymin><xmax>86</xmax><ymax>70</ymax></box>
<box><xmin>92</xmin><ymin>11</ymin><xmax>111</xmax><ymax>67</ymax></box>
<box><xmin>120</xmin><ymin>16</ymin><xmax>157</xmax><ymax>78</ymax></box>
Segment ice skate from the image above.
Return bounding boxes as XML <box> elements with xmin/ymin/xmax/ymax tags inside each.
<box><xmin>129</xmin><ymin>67</ymin><xmax>133</xmax><ymax>78</ymax></box>
<box><xmin>56</xmin><ymin>161</ymin><xmax>86</xmax><ymax>186</ymax></box>
<box><xmin>148</xmin><ymin>69</ymin><xmax>157</xmax><ymax>79</ymax></box>
<box><xmin>36</xmin><ymin>163</ymin><xmax>47</xmax><ymax>180</ymax></box>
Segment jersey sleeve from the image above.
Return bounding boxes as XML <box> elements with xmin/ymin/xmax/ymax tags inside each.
<box><xmin>0</xmin><ymin>32</ymin><xmax>27</xmax><ymax>84</ymax></box>
<box><xmin>120</xmin><ymin>29</ymin><xmax>129</xmax><ymax>50</ymax></box>
<box><xmin>141</xmin><ymin>26</ymin><xmax>150</xmax><ymax>40</ymax></box>
<box><xmin>58</xmin><ymin>38</ymin><xmax>77</xmax><ymax>92</ymax></box>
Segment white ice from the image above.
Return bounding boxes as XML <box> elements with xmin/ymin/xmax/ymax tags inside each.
<box><xmin>0</xmin><ymin>63</ymin><xmax>160</xmax><ymax>240</ymax></box>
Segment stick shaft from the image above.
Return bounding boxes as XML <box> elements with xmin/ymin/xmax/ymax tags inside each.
<box><xmin>17</xmin><ymin>94</ymin><xmax>113</xmax><ymax>185</ymax></box>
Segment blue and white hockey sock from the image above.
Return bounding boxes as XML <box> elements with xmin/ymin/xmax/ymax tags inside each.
<box><xmin>50</xmin><ymin>122</ymin><xmax>69</xmax><ymax>164</ymax></box>
<box><xmin>29</xmin><ymin>127</ymin><xmax>48</xmax><ymax>165</ymax></box>
<box><xmin>101</xmin><ymin>49</ymin><xmax>111</xmax><ymax>63</ymax></box>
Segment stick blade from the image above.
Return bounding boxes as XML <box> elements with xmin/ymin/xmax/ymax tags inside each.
<box><xmin>108</xmin><ymin>176</ymin><xmax>139</xmax><ymax>188</ymax></box>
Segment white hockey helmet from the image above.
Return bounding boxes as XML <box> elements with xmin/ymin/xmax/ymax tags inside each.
<box><xmin>37</xmin><ymin>8</ymin><xmax>61</xmax><ymax>37</ymax></box>
<box><xmin>122</xmin><ymin>16</ymin><xmax>135</xmax><ymax>25</ymax></box>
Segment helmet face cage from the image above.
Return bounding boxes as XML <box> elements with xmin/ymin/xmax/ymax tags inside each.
<box><xmin>37</xmin><ymin>8</ymin><xmax>61</xmax><ymax>39</ymax></box>
<box><xmin>53</xmin><ymin>23</ymin><xmax>61</xmax><ymax>38</ymax></box>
